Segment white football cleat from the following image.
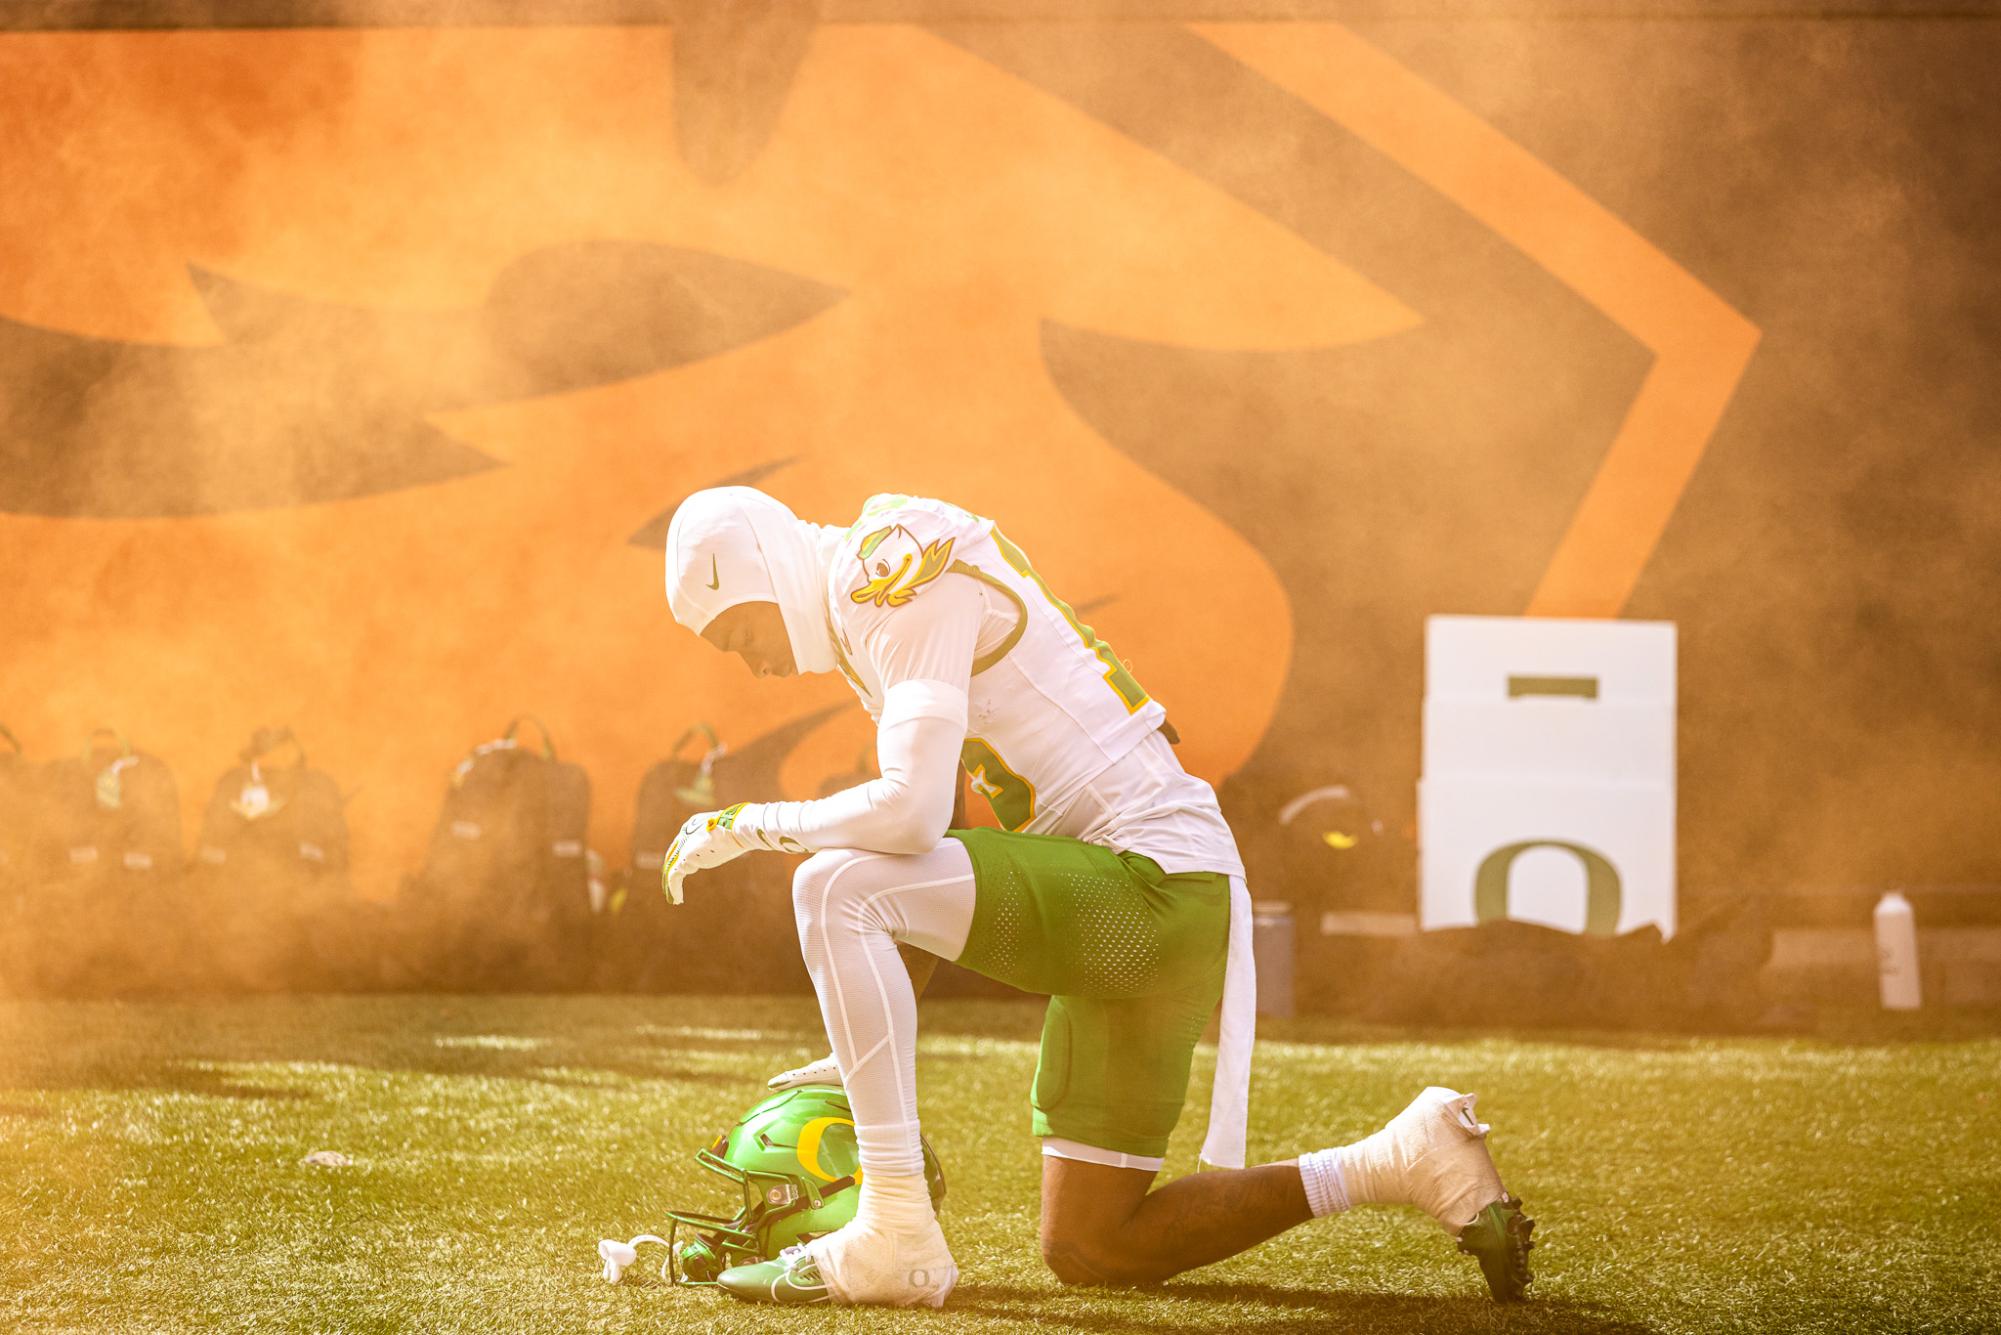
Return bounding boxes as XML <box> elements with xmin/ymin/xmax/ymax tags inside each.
<box><xmin>767</xmin><ymin>1053</ymin><xmax>843</xmax><ymax>1090</ymax></box>
<box><xmin>1368</xmin><ymin>1086</ymin><xmax>1505</xmax><ymax>1234</ymax></box>
<box><xmin>810</xmin><ymin>1213</ymin><xmax>958</xmax><ymax>1308</ymax></box>
<box><xmin>717</xmin><ymin>1216</ymin><xmax>957</xmax><ymax>1308</ymax></box>
<box><xmin>1353</xmin><ymin>1086</ymin><xmax>1535</xmax><ymax>1301</ymax></box>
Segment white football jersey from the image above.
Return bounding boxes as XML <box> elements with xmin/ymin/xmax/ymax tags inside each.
<box><xmin>824</xmin><ymin>494</ymin><xmax>1242</xmax><ymax>877</ymax></box>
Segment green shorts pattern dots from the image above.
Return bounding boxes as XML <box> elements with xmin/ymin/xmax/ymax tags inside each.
<box><xmin>944</xmin><ymin>826</ymin><xmax>1231</xmax><ymax>1161</ymax></box>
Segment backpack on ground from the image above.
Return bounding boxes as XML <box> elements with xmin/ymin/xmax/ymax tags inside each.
<box><xmin>398</xmin><ymin>717</ymin><xmax>595</xmax><ymax>990</ymax></box>
<box><xmin>621</xmin><ymin>714</ymin><xmax>835</xmax><ymax>993</ymax></box>
<box><xmin>19</xmin><ymin>729</ymin><xmax>186</xmax><ymax>996</ymax></box>
<box><xmin>186</xmin><ymin>726</ymin><xmax>359</xmax><ymax>991</ymax></box>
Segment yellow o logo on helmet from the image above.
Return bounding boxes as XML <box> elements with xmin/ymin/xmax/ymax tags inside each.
<box><xmin>795</xmin><ymin>1115</ymin><xmax>861</xmax><ymax>1183</ymax></box>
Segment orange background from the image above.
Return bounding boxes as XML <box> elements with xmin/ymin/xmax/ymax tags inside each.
<box><xmin>1</xmin><ymin>26</ymin><xmax>1354</xmax><ymax>891</ymax></box>
<box><xmin>3</xmin><ymin>13</ymin><xmax>1997</xmax><ymax>899</ymax></box>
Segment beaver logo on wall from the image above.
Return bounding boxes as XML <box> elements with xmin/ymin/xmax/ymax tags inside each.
<box><xmin>0</xmin><ymin>13</ymin><xmax>1752</xmax><ymax>892</ymax></box>
<box><xmin>0</xmin><ymin>242</ymin><xmax>840</xmax><ymax>516</ymax></box>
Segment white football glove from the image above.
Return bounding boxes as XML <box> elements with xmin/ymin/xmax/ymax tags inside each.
<box><xmin>767</xmin><ymin>1053</ymin><xmax>843</xmax><ymax>1090</ymax></box>
<box><xmin>660</xmin><ymin>803</ymin><xmax>757</xmax><ymax>904</ymax></box>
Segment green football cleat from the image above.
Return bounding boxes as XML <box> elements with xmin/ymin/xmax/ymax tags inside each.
<box><xmin>717</xmin><ymin>1246</ymin><xmax>832</xmax><ymax>1305</ymax></box>
<box><xmin>1455</xmin><ymin>1194</ymin><xmax>1535</xmax><ymax>1302</ymax></box>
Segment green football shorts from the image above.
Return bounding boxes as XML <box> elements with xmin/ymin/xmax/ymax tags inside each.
<box><xmin>944</xmin><ymin>826</ymin><xmax>1232</xmax><ymax>1160</ymax></box>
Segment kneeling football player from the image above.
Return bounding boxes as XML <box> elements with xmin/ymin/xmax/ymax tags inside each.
<box><xmin>659</xmin><ymin>487</ymin><xmax>1532</xmax><ymax>1307</ymax></box>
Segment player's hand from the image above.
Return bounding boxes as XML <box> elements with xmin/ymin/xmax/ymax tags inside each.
<box><xmin>661</xmin><ymin>803</ymin><xmax>756</xmax><ymax>904</ymax></box>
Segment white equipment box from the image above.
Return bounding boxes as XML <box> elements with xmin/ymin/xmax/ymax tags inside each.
<box><xmin>1419</xmin><ymin>615</ymin><xmax>1677</xmax><ymax>939</ymax></box>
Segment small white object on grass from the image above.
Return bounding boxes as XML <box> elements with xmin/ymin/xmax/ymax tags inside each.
<box><xmin>599</xmin><ymin>1235</ymin><xmax>671</xmax><ymax>1283</ymax></box>
<box><xmin>299</xmin><ymin>1150</ymin><xmax>352</xmax><ymax>1167</ymax></box>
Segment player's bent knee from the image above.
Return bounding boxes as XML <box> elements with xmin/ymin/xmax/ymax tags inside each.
<box><xmin>1040</xmin><ymin>1235</ymin><xmax>1165</xmax><ymax>1288</ymax></box>
<box><xmin>791</xmin><ymin>848</ymin><xmax>853</xmax><ymax>899</ymax></box>
<box><xmin>791</xmin><ymin>848</ymin><xmax>854</xmax><ymax>926</ymax></box>
<box><xmin>1041</xmin><ymin>1237</ymin><xmax>1106</xmax><ymax>1287</ymax></box>
<box><xmin>790</xmin><ymin>848</ymin><xmax>883</xmax><ymax>935</ymax></box>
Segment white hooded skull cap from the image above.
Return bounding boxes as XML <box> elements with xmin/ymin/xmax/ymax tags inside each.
<box><xmin>663</xmin><ymin>486</ymin><xmax>841</xmax><ymax>675</ymax></box>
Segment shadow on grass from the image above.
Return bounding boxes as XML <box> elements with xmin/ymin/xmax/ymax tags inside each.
<box><xmin>0</xmin><ymin>1061</ymin><xmax>323</xmax><ymax>1102</ymax></box>
<box><xmin>953</xmin><ymin>1281</ymin><xmax>1656</xmax><ymax>1334</ymax></box>
<box><xmin>5</xmin><ymin>1049</ymin><xmax>755</xmax><ymax>1100</ymax></box>
<box><xmin>0</xmin><ymin>995</ymin><xmax>822</xmax><ymax>1099</ymax></box>
<box><xmin>0</xmin><ymin>1101</ymin><xmax>56</xmax><ymax>1118</ymax></box>
<box><xmin>175</xmin><ymin>1078</ymin><xmax>319</xmax><ymax>1101</ymax></box>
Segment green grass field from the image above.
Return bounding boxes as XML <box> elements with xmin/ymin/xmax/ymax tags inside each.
<box><xmin>1</xmin><ymin>995</ymin><xmax>1996</xmax><ymax>1334</ymax></box>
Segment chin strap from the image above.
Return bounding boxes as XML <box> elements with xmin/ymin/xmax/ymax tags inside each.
<box><xmin>598</xmin><ymin>1234</ymin><xmax>672</xmax><ymax>1284</ymax></box>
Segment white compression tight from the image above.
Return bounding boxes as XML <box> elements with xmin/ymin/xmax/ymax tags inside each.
<box><xmin>790</xmin><ymin>840</ymin><xmax>978</xmax><ymax>1177</ymax></box>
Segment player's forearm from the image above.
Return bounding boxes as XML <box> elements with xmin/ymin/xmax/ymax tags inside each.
<box><xmin>731</xmin><ymin>704</ymin><xmax>964</xmax><ymax>857</ymax></box>
<box><xmin>736</xmin><ymin>769</ymin><xmax>954</xmax><ymax>857</ymax></box>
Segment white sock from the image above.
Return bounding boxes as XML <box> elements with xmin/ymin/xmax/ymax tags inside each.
<box><xmin>812</xmin><ymin>1175</ymin><xmax>957</xmax><ymax>1308</ymax></box>
<box><xmin>1299</xmin><ymin>1106</ymin><xmax>1434</xmax><ymax>1215</ymax></box>
<box><xmin>1303</xmin><ymin>1116</ymin><xmax>1425</xmax><ymax>1213</ymax></box>
<box><xmin>852</xmin><ymin>1172</ymin><xmax>936</xmax><ymax>1236</ymax></box>
<box><xmin>1331</xmin><ymin>1128</ymin><xmax>1402</xmax><ymax>1207</ymax></box>
<box><xmin>1297</xmin><ymin>1148</ymin><xmax>1352</xmax><ymax>1217</ymax></box>
<box><xmin>856</xmin><ymin>1119</ymin><xmax>926</xmax><ymax>1177</ymax></box>
<box><xmin>1306</xmin><ymin>1088</ymin><xmax>1503</xmax><ymax>1232</ymax></box>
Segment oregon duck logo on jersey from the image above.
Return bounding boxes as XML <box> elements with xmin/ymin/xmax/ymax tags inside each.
<box><xmin>850</xmin><ymin>525</ymin><xmax>955</xmax><ymax>609</ymax></box>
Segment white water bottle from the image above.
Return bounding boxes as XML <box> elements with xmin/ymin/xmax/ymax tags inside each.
<box><xmin>1873</xmin><ymin>891</ymin><xmax>1921</xmax><ymax>1011</ymax></box>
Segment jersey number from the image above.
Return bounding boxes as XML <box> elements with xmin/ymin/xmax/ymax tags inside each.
<box><xmin>991</xmin><ymin>529</ymin><xmax>1151</xmax><ymax>714</ymax></box>
<box><xmin>961</xmin><ymin>737</ymin><xmax>1036</xmax><ymax>832</ymax></box>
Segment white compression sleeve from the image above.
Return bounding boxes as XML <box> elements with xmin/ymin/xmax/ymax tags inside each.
<box><xmin>791</xmin><ymin>839</ymin><xmax>978</xmax><ymax>1177</ymax></box>
<box><xmin>734</xmin><ymin>573</ymin><xmax>982</xmax><ymax>855</ymax></box>
<box><xmin>735</xmin><ymin>696</ymin><xmax>966</xmax><ymax>855</ymax></box>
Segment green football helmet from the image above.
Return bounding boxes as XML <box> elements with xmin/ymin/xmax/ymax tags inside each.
<box><xmin>660</xmin><ymin>1084</ymin><xmax>946</xmax><ymax>1285</ymax></box>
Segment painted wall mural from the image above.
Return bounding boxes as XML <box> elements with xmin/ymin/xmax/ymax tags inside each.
<box><xmin>3</xmin><ymin>5</ymin><xmax>1996</xmax><ymax>903</ymax></box>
